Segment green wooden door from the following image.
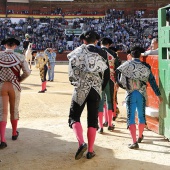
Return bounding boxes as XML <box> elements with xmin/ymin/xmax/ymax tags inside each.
<box><xmin>158</xmin><ymin>5</ymin><xmax>170</xmax><ymax>140</ymax></box>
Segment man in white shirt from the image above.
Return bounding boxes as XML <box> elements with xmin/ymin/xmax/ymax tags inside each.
<box><xmin>141</xmin><ymin>38</ymin><xmax>158</xmax><ymax>56</ymax></box>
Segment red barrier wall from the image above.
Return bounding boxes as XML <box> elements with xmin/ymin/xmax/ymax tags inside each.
<box><xmin>142</xmin><ymin>55</ymin><xmax>159</xmax><ymax>109</ymax></box>
<box><xmin>56</xmin><ymin>52</ymin><xmax>69</xmax><ymax>61</ymax></box>
<box><xmin>56</xmin><ymin>51</ymin><xmax>128</xmax><ymax>62</ymax></box>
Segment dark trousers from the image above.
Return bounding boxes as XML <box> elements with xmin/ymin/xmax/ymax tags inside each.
<box><xmin>69</xmin><ymin>88</ymin><xmax>100</xmax><ymax>128</ymax></box>
<box><xmin>40</xmin><ymin>65</ymin><xmax>48</xmax><ymax>82</ymax></box>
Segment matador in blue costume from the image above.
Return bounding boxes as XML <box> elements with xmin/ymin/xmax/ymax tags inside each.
<box><xmin>116</xmin><ymin>46</ymin><xmax>163</xmax><ymax>149</ymax></box>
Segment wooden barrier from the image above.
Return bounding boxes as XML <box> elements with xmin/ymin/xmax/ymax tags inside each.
<box><xmin>56</xmin><ymin>51</ymin><xmax>128</xmax><ymax>62</ymax></box>
<box><xmin>56</xmin><ymin>52</ymin><xmax>69</xmax><ymax>61</ymax></box>
<box><xmin>139</xmin><ymin>55</ymin><xmax>159</xmax><ymax>133</ymax></box>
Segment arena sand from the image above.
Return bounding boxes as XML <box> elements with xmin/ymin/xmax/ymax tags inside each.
<box><xmin>0</xmin><ymin>64</ymin><xmax>170</xmax><ymax>170</ymax></box>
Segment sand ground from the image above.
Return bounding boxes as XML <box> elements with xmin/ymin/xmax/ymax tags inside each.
<box><xmin>0</xmin><ymin>64</ymin><xmax>170</xmax><ymax>170</ymax></box>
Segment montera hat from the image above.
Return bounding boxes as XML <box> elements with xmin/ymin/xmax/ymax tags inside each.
<box><xmin>127</xmin><ymin>46</ymin><xmax>145</xmax><ymax>54</ymax></box>
<box><xmin>1</xmin><ymin>38</ymin><xmax>20</xmax><ymax>46</ymax></box>
<box><xmin>101</xmin><ymin>37</ymin><xmax>113</xmax><ymax>45</ymax></box>
<box><xmin>82</xmin><ymin>31</ymin><xmax>100</xmax><ymax>40</ymax></box>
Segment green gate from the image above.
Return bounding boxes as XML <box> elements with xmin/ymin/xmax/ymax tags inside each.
<box><xmin>158</xmin><ymin>5</ymin><xmax>170</xmax><ymax>140</ymax></box>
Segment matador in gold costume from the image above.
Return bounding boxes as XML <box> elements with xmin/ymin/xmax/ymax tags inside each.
<box><xmin>35</xmin><ymin>51</ymin><xmax>49</xmax><ymax>93</ymax></box>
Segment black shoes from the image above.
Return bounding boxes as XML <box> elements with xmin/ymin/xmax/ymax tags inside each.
<box><xmin>75</xmin><ymin>143</ymin><xmax>87</xmax><ymax>160</ymax></box>
<box><xmin>98</xmin><ymin>128</ymin><xmax>103</xmax><ymax>134</ymax></box>
<box><xmin>137</xmin><ymin>135</ymin><xmax>144</xmax><ymax>143</ymax></box>
<box><xmin>0</xmin><ymin>142</ymin><xmax>7</xmax><ymax>149</ymax></box>
<box><xmin>86</xmin><ymin>151</ymin><xmax>95</xmax><ymax>159</ymax></box>
<box><xmin>103</xmin><ymin>122</ymin><xmax>108</xmax><ymax>127</ymax></box>
<box><xmin>108</xmin><ymin>125</ymin><xmax>115</xmax><ymax>131</ymax></box>
<box><xmin>50</xmin><ymin>80</ymin><xmax>53</xmax><ymax>82</ymax></box>
<box><xmin>112</xmin><ymin>115</ymin><xmax>117</xmax><ymax>121</ymax></box>
<box><xmin>12</xmin><ymin>131</ymin><xmax>19</xmax><ymax>140</ymax></box>
<box><xmin>0</xmin><ymin>131</ymin><xmax>19</xmax><ymax>149</ymax></box>
<box><xmin>38</xmin><ymin>90</ymin><xmax>45</xmax><ymax>93</ymax></box>
<box><xmin>75</xmin><ymin>143</ymin><xmax>96</xmax><ymax>160</ymax></box>
<box><xmin>128</xmin><ymin>142</ymin><xmax>139</xmax><ymax>149</ymax></box>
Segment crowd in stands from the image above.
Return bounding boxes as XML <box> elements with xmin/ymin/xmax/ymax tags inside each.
<box><xmin>6</xmin><ymin>8</ymin><xmax>99</xmax><ymax>16</ymax></box>
<box><xmin>0</xmin><ymin>8</ymin><xmax>158</xmax><ymax>52</ymax></box>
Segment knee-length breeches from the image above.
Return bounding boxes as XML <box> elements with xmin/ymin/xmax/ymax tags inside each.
<box><xmin>40</xmin><ymin>65</ymin><xmax>47</xmax><ymax>82</ymax></box>
<box><xmin>68</xmin><ymin>88</ymin><xmax>100</xmax><ymax>128</ymax></box>
<box><xmin>98</xmin><ymin>82</ymin><xmax>112</xmax><ymax>112</ymax></box>
<box><xmin>0</xmin><ymin>82</ymin><xmax>20</xmax><ymax>121</ymax></box>
<box><xmin>126</xmin><ymin>90</ymin><xmax>146</xmax><ymax>128</ymax></box>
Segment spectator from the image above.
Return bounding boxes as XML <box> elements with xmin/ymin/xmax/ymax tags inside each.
<box><xmin>44</xmin><ymin>48</ymin><xmax>56</xmax><ymax>82</ymax></box>
<box><xmin>141</xmin><ymin>38</ymin><xmax>158</xmax><ymax>56</ymax></box>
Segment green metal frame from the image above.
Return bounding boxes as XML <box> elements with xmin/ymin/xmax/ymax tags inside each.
<box><xmin>158</xmin><ymin>4</ymin><xmax>170</xmax><ymax>139</ymax></box>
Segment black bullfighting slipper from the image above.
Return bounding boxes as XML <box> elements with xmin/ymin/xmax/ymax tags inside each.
<box><xmin>103</xmin><ymin>122</ymin><xmax>108</xmax><ymax>127</ymax></box>
<box><xmin>0</xmin><ymin>142</ymin><xmax>7</xmax><ymax>149</ymax></box>
<box><xmin>137</xmin><ymin>135</ymin><xmax>144</xmax><ymax>143</ymax></box>
<box><xmin>128</xmin><ymin>142</ymin><xmax>139</xmax><ymax>149</ymax></box>
<box><xmin>98</xmin><ymin>128</ymin><xmax>103</xmax><ymax>134</ymax></box>
<box><xmin>108</xmin><ymin>125</ymin><xmax>115</xmax><ymax>131</ymax></box>
<box><xmin>12</xmin><ymin>131</ymin><xmax>19</xmax><ymax>140</ymax></box>
<box><xmin>112</xmin><ymin>116</ymin><xmax>117</xmax><ymax>121</ymax></box>
<box><xmin>38</xmin><ymin>90</ymin><xmax>45</xmax><ymax>93</ymax></box>
<box><xmin>86</xmin><ymin>151</ymin><xmax>96</xmax><ymax>159</ymax></box>
<box><xmin>75</xmin><ymin>143</ymin><xmax>87</xmax><ymax>160</ymax></box>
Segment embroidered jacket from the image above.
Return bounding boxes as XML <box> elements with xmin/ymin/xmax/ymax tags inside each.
<box><xmin>35</xmin><ymin>52</ymin><xmax>49</xmax><ymax>69</ymax></box>
<box><xmin>67</xmin><ymin>44</ymin><xmax>108</xmax><ymax>106</ymax></box>
<box><xmin>116</xmin><ymin>59</ymin><xmax>161</xmax><ymax>99</ymax></box>
<box><xmin>102</xmin><ymin>47</ymin><xmax>121</xmax><ymax>83</ymax></box>
<box><xmin>0</xmin><ymin>49</ymin><xmax>31</xmax><ymax>91</ymax></box>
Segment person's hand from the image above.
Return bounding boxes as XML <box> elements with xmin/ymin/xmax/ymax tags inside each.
<box><xmin>158</xmin><ymin>96</ymin><xmax>163</xmax><ymax>103</ymax></box>
<box><xmin>48</xmin><ymin>66</ymin><xmax>51</xmax><ymax>69</ymax></box>
<box><xmin>115</xmin><ymin>83</ymin><xmax>119</xmax><ymax>91</ymax></box>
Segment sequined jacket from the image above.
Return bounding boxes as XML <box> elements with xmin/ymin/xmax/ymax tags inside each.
<box><xmin>116</xmin><ymin>59</ymin><xmax>161</xmax><ymax>99</ymax></box>
<box><xmin>35</xmin><ymin>52</ymin><xmax>49</xmax><ymax>69</ymax></box>
<box><xmin>0</xmin><ymin>49</ymin><xmax>31</xmax><ymax>91</ymax></box>
<box><xmin>67</xmin><ymin>44</ymin><xmax>108</xmax><ymax>106</ymax></box>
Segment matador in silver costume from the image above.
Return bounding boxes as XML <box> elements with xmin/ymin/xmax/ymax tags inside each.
<box><xmin>68</xmin><ymin>31</ymin><xmax>109</xmax><ymax>160</ymax></box>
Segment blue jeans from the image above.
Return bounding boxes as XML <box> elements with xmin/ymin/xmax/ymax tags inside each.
<box><xmin>48</xmin><ymin>62</ymin><xmax>55</xmax><ymax>80</ymax></box>
<box><xmin>126</xmin><ymin>90</ymin><xmax>146</xmax><ymax>127</ymax></box>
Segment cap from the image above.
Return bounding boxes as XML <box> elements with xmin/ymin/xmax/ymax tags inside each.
<box><xmin>25</xmin><ymin>34</ymin><xmax>30</xmax><ymax>38</ymax></box>
<box><xmin>1</xmin><ymin>38</ymin><xmax>20</xmax><ymax>46</ymax></box>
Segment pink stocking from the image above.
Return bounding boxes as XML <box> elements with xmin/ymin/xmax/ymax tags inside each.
<box><xmin>0</xmin><ymin>121</ymin><xmax>7</xmax><ymax>142</ymax></box>
<box><xmin>107</xmin><ymin>110</ymin><xmax>113</xmax><ymax>126</ymax></box>
<box><xmin>42</xmin><ymin>82</ymin><xmax>46</xmax><ymax>91</ymax></box>
<box><xmin>43</xmin><ymin>81</ymin><xmax>47</xmax><ymax>90</ymax></box>
<box><xmin>11</xmin><ymin>119</ymin><xmax>18</xmax><ymax>136</ymax></box>
<box><xmin>103</xmin><ymin>104</ymin><xmax>108</xmax><ymax>123</ymax></box>
<box><xmin>72</xmin><ymin>122</ymin><xmax>84</xmax><ymax>147</ymax></box>
<box><xmin>138</xmin><ymin>124</ymin><xmax>145</xmax><ymax>138</ymax></box>
<box><xmin>129</xmin><ymin>124</ymin><xmax>137</xmax><ymax>143</ymax></box>
<box><xmin>98</xmin><ymin>112</ymin><xmax>103</xmax><ymax>128</ymax></box>
<box><xmin>87</xmin><ymin>127</ymin><xmax>96</xmax><ymax>152</ymax></box>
